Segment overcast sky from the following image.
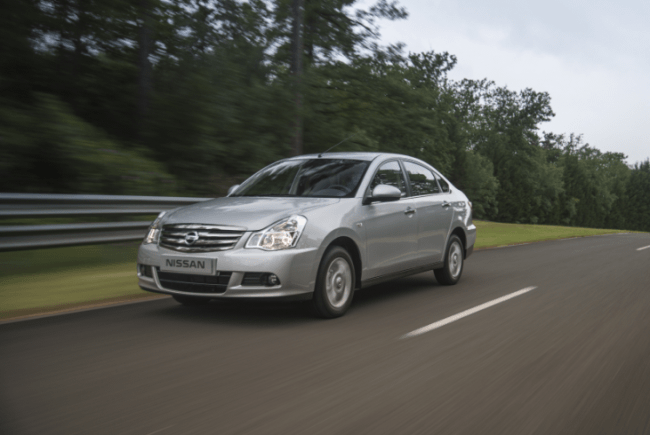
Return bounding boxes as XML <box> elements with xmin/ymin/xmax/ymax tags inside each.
<box><xmin>366</xmin><ymin>0</ymin><xmax>649</xmax><ymax>165</ymax></box>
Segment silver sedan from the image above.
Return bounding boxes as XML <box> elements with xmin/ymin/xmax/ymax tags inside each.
<box><xmin>138</xmin><ymin>152</ymin><xmax>476</xmax><ymax>317</ymax></box>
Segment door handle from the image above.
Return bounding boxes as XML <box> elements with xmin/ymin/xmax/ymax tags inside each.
<box><xmin>441</xmin><ymin>202</ymin><xmax>451</xmax><ymax>208</ymax></box>
<box><xmin>404</xmin><ymin>207</ymin><xmax>416</xmax><ymax>216</ymax></box>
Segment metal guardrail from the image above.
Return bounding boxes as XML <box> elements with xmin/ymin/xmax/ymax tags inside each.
<box><xmin>0</xmin><ymin>194</ymin><xmax>211</xmax><ymax>251</ymax></box>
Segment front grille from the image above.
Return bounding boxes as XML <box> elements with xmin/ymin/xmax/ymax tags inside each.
<box><xmin>157</xmin><ymin>269</ymin><xmax>232</xmax><ymax>294</ymax></box>
<box><xmin>159</xmin><ymin>224</ymin><xmax>246</xmax><ymax>252</ymax></box>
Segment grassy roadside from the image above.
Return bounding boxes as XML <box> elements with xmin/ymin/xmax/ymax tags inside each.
<box><xmin>473</xmin><ymin>220</ymin><xmax>633</xmax><ymax>249</ymax></box>
<box><xmin>0</xmin><ymin>243</ymin><xmax>161</xmax><ymax>321</ymax></box>
<box><xmin>0</xmin><ymin>221</ymin><xmax>639</xmax><ymax>321</ymax></box>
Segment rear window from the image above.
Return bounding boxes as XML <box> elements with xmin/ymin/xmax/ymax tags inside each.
<box><xmin>403</xmin><ymin>161</ymin><xmax>441</xmax><ymax>196</ymax></box>
<box><xmin>436</xmin><ymin>174</ymin><xmax>450</xmax><ymax>193</ymax></box>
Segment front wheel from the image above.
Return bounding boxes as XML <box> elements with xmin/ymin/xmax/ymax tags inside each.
<box><xmin>312</xmin><ymin>246</ymin><xmax>355</xmax><ymax>318</ymax></box>
<box><xmin>434</xmin><ymin>235</ymin><xmax>464</xmax><ymax>285</ymax></box>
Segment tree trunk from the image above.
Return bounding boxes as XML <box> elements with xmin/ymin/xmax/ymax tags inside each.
<box><xmin>72</xmin><ymin>0</ymin><xmax>86</xmax><ymax>100</ymax></box>
<box><xmin>137</xmin><ymin>0</ymin><xmax>153</xmax><ymax>140</ymax></box>
<box><xmin>55</xmin><ymin>0</ymin><xmax>70</xmax><ymax>96</ymax></box>
<box><xmin>289</xmin><ymin>0</ymin><xmax>304</xmax><ymax>156</ymax></box>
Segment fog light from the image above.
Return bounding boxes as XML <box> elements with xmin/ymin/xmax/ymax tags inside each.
<box><xmin>267</xmin><ymin>274</ymin><xmax>280</xmax><ymax>286</ymax></box>
<box><xmin>138</xmin><ymin>264</ymin><xmax>153</xmax><ymax>278</ymax></box>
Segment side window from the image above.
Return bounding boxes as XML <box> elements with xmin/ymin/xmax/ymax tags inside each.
<box><xmin>403</xmin><ymin>162</ymin><xmax>440</xmax><ymax>196</ymax></box>
<box><xmin>369</xmin><ymin>161</ymin><xmax>407</xmax><ymax>197</ymax></box>
<box><xmin>435</xmin><ymin>173</ymin><xmax>450</xmax><ymax>193</ymax></box>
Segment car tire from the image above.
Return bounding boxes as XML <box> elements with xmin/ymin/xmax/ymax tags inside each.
<box><xmin>172</xmin><ymin>295</ymin><xmax>211</xmax><ymax>306</ymax></box>
<box><xmin>312</xmin><ymin>246</ymin><xmax>356</xmax><ymax>318</ymax></box>
<box><xmin>434</xmin><ymin>235</ymin><xmax>464</xmax><ymax>285</ymax></box>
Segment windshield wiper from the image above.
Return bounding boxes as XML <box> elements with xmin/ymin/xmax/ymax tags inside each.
<box><xmin>239</xmin><ymin>194</ymin><xmax>297</xmax><ymax>197</ymax></box>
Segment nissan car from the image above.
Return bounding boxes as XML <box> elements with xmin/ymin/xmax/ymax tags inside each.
<box><xmin>137</xmin><ymin>152</ymin><xmax>476</xmax><ymax>317</ymax></box>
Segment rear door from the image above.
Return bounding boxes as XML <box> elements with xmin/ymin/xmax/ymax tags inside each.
<box><xmin>363</xmin><ymin>160</ymin><xmax>419</xmax><ymax>280</ymax></box>
<box><xmin>402</xmin><ymin>161</ymin><xmax>453</xmax><ymax>265</ymax></box>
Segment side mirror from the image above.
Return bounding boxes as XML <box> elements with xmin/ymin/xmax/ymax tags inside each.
<box><xmin>365</xmin><ymin>184</ymin><xmax>402</xmax><ymax>204</ymax></box>
<box><xmin>227</xmin><ymin>184</ymin><xmax>240</xmax><ymax>196</ymax></box>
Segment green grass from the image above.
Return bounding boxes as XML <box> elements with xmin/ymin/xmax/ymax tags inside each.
<box><xmin>473</xmin><ymin>220</ymin><xmax>632</xmax><ymax>249</ymax></box>
<box><xmin>0</xmin><ymin>264</ymin><xmax>159</xmax><ymax>319</ymax></box>
<box><xmin>0</xmin><ymin>221</ymin><xmax>639</xmax><ymax>320</ymax></box>
<box><xmin>0</xmin><ymin>243</ymin><xmax>158</xmax><ymax>320</ymax></box>
<box><xmin>0</xmin><ymin>242</ymin><xmax>141</xmax><ymax>278</ymax></box>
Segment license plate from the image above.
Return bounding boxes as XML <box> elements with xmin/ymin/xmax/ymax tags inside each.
<box><xmin>160</xmin><ymin>256</ymin><xmax>215</xmax><ymax>275</ymax></box>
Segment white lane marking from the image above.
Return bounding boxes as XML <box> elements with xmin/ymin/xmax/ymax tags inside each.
<box><xmin>638</xmin><ymin>245</ymin><xmax>650</xmax><ymax>251</ymax></box>
<box><xmin>145</xmin><ymin>425</ymin><xmax>174</xmax><ymax>435</ymax></box>
<box><xmin>400</xmin><ymin>286</ymin><xmax>538</xmax><ymax>339</ymax></box>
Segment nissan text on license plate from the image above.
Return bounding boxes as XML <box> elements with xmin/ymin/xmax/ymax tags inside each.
<box><xmin>160</xmin><ymin>256</ymin><xmax>215</xmax><ymax>275</ymax></box>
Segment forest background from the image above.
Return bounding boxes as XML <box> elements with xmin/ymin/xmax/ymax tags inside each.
<box><xmin>1</xmin><ymin>0</ymin><xmax>649</xmax><ymax>231</ymax></box>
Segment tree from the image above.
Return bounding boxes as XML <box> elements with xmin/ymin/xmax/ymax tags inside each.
<box><xmin>453</xmin><ymin>79</ymin><xmax>562</xmax><ymax>223</ymax></box>
<box><xmin>625</xmin><ymin>160</ymin><xmax>650</xmax><ymax>231</ymax></box>
<box><xmin>2</xmin><ymin>0</ymin><xmax>647</xmax><ymax>231</ymax></box>
<box><xmin>272</xmin><ymin>0</ymin><xmax>408</xmax><ymax>155</ymax></box>
<box><xmin>290</xmin><ymin>0</ymin><xmax>305</xmax><ymax>155</ymax></box>
<box><xmin>0</xmin><ymin>94</ymin><xmax>174</xmax><ymax>195</ymax></box>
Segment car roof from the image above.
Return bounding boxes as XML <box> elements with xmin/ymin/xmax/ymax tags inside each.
<box><xmin>286</xmin><ymin>151</ymin><xmax>409</xmax><ymax>162</ymax></box>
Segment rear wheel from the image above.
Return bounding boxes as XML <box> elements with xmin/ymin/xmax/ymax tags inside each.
<box><xmin>172</xmin><ymin>294</ymin><xmax>211</xmax><ymax>306</ymax></box>
<box><xmin>312</xmin><ymin>246</ymin><xmax>355</xmax><ymax>318</ymax></box>
<box><xmin>434</xmin><ymin>235</ymin><xmax>464</xmax><ymax>285</ymax></box>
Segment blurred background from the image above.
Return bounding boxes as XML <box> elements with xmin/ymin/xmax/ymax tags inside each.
<box><xmin>1</xmin><ymin>0</ymin><xmax>649</xmax><ymax>230</ymax></box>
<box><xmin>2</xmin><ymin>4</ymin><xmax>650</xmax><ymax>432</ymax></box>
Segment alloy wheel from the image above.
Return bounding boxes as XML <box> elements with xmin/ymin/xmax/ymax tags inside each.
<box><xmin>325</xmin><ymin>258</ymin><xmax>353</xmax><ymax>308</ymax></box>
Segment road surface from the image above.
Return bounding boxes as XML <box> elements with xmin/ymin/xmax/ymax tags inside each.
<box><xmin>2</xmin><ymin>233</ymin><xmax>650</xmax><ymax>434</ymax></box>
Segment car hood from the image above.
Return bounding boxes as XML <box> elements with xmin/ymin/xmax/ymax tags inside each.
<box><xmin>163</xmin><ymin>197</ymin><xmax>340</xmax><ymax>231</ymax></box>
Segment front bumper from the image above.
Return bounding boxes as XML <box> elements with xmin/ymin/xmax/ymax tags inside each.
<box><xmin>465</xmin><ymin>223</ymin><xmax>477</xmax><ymax>259</ymax></box>
<box><xmin>137</xmin><ymin>241</ymin><xmax>318</xmax><ymax>300</ymax></box>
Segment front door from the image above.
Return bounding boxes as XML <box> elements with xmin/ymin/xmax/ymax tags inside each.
<box><xmin>363</xmin><ymin>161</ymin><xmax>419</xmax><ymax>280</ymax></box>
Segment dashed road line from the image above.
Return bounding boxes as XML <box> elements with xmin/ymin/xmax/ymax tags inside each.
<box><xmin>145</xmin><ymin>425</ymin><xmax>174</xmax><ymax>435</ymax></box>
<box><xmin>400</xmin><ymin>286</ymin><xmax>538</xmax><ymax>339</ymax></box>
<box><xmin>637</xmin><ymin>245</ymin><xmax>650</xmax><ymax>251</ymax></box>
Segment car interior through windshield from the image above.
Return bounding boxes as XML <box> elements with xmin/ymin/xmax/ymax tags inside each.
<box><xmin>234</xmin><ymin>159</ymin><xmax>370</xmax><ymax>198</ymax></box>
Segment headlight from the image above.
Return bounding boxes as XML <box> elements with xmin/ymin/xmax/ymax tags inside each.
<box><xmin>245</xmin><ymin>216</ymin><xmax>307</xmax><ymax>251</ymax></box>
<box><xmin>143</xmin><ymin>211</ymin><xmax>166</xmax><ymax>245</ymax></box>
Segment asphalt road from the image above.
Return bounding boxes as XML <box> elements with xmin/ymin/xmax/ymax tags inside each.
<box><xmin>2</xmin><ymin>233</ymin><xmax>650</xmax><ymax>435</ymax></box>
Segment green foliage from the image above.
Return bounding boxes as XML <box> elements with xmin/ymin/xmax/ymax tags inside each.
<box><xmin>539</xmin><ymin>133</ymin><xmax>632</xmax><ymax>229</ymax></box>
<box><xmin>625</xmin><ymin>160</ymin><xmax>650</xmax><ymax>232</ymax></box>
<box><xmin>0</xmin><ymin>94</ymin><xmax>175</xmax><ymax>195</ymax></box>
<box><xmin>0</xmin><ymin>0</ymin><xmax>647</xmax><ymax>230</ymax></box>
<box><xmin>451</xmin><ymin>79</ymin><xmax>563</xmax><ymax>224</ymax></box>
<box><xmin>303</xmin><ymin>51</ymin><xmax>457</xmax><ymax>168</ymax></box>
<box><xmin>453</xmin><ymin>151</ymin><xmax>499</xmax><ymax>220</ymax></box>
<box><xmin>271</xmin><ymin>0</ymin><xmax>408</xmax><ymax>65</ymax></box>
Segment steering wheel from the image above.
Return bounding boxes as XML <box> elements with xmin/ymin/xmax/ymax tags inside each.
<box><xmin>328</xmin><ymin>185</ymin><xmax>348</xmax><ymax>193</ymax></box>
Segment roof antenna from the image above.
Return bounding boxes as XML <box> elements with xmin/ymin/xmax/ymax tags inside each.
<box><xmin>318</xmin><ymin>134</ymin><xmax>356</xmax><ymax>158</ymax></box>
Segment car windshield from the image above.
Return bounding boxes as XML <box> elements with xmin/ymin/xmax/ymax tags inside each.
<box><xmin>233</xmin><ymin>159</ymin><xmax>370</xmax><ymax>198</ymax></box>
